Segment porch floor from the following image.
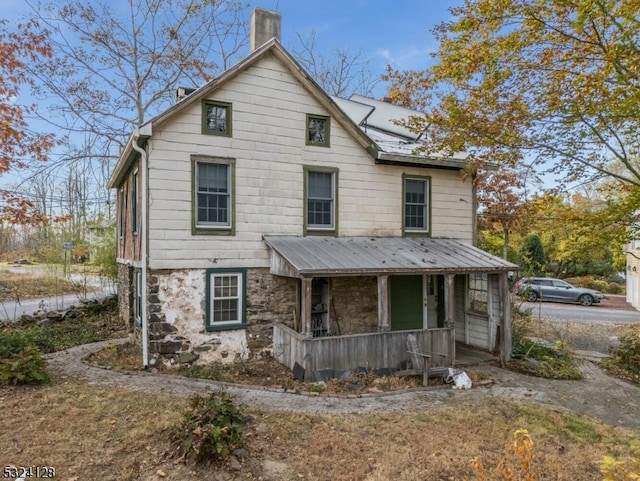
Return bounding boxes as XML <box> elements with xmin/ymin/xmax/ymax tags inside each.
<box><xmin>456</xmin><ymin>345</ymin><xmax>497</xmax><ymax>367</ymax></box>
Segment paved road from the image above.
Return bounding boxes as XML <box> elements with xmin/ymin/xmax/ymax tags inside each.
<box><xmin>45</xmin><ymin>339</ymin><xmax>640</xmax><ymax>432</ymax></box>
<box><xmin>519</xmin><ymin>301</ymin><xmax>640</xmax><ymax>323</ymax></box>
<box><xmin>0</xmin><ymin>274</ymin><xmax>116</xmax><ymax>322</ymax></box>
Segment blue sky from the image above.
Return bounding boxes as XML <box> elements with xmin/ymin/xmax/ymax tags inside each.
<box><xmin>254</xmin><ymin>0</ymin><xmax>462</xmax><ymax>96</ymax></box>
<box><xmin>1</xmin><ymin>0</ymin><xmax>462</xmax><ymax>97</ymax></box>
<box><xmin>263</xmin><ymin>0</ymin><xmax>461</xmax><ymax>69</ymax></box>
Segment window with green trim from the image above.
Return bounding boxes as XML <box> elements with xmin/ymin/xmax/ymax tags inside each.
<box><xmin>306</xmin><ymin>114</ymin><xmax>330</xmax><ymax>147</ymax></box>
<box><xmin>206</xmin><ymin>269</ymin><xmax>246</xmax><ymax>331</ymax></box>
<box><xmin>192</xmin><ymin>157</ymin><xmax>235</xmax><ymax>235</ymax></box>
<box><xmin>134</xmin><ymin>268</ymin><xmax>142</xmax><ymax>327</ymax></box>
<box><xmin>202</xmin><ymin>100</ymin><xmax>232</xmax><ymax>136</ymax></box>
<box><xmin>304</xmin><ymin>167</ymin><xmax>337</xmax><ymax>233</ymax></box>
<box><xmin>468</xmin><ymin>273</ymin><xmax>489</xmax><ymax>315</ymax></box>
<box><xmin>403</xmin><ymin>176</ymin><xmax>430</xmax><ymax>234</ymax></box>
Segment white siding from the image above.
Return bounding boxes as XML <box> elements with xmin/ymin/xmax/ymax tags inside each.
<box><xmin>147</xmin><ymin>53</ymin><xmax>474</xmax><ymax>269</ymax></box>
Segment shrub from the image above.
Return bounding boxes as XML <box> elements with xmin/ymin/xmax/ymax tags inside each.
<box><xmin>611</xmin><ymin>325</ymin><xmax>640</xmax><ymax>375</ymax></box>
<box><xmin>184</xmin><ymin>364</ymin><xmax>227</xmax><ymax>382</ymax></box>
<box><xmin>470</xmin><ymin>429</ymin><xmax>537</xmax><ymax>480</ymax></box>
<box><xmin>0</xmin><ymin>329</ymin><xmax>50</xmax><ymax>385</ymax></box>
<box><xmin>170</xmin><ymin>391</ymin><xmax>246</xmax><ymax>465</ymax></box>
<box><xmin>607</xmin><ymin>282</ymin><xmax>624</xmax><ymax>295</ymax></box>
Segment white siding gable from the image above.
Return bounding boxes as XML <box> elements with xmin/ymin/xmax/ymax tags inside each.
<box><xmin>147</xmin><ymin>52</ymin><xmax>473</xmax><ymax>269</ymax></box>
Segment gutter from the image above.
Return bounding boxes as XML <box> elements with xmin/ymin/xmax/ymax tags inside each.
<box><xmin>130</xmin><ymin>125</ymin><xmax>152</xmax><ymax>368</ymax></box>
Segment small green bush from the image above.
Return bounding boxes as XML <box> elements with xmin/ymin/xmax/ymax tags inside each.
<box><xmin>184</xmin><ymin>364</ymin><xmax>227</xmax><ymax>382</ymax></box>
<box><xmin>612</xmin><ymin>325</ymin><xmax>640</xmax><ymax>375</ymax></box>
<box><xmin>0</xmin><ymin>329</ymin><xmax>50</xmax><ymax>385</ymax></box>
<box><xmin>606</xmin><ymin>282</ymin><xmax>624</xmax><ymax>294</ymax></box>
<box><xmin>170</xmin><ymin>391</ymin><xmax>246</xmax><ymax>465</ymax></box>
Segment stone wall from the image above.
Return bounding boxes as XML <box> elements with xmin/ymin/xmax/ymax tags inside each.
<box><xmin>330</xmin><ymin>276</ymin><xmax>378</xmax><ymax>334</ymax></box>
<box><xmin>116</xmin><ymin>263</ymin><xmax>133</xmax><ymax>332</ymax></box>
<box><xmin>246</xmin><ymin>267</ymin><xmax>298</xmax><ymax>347</ymax></box>
<box><xmin>127</xmin><ymin>267</ymin><xmax>298</xmax><ymax>367</ymax></box>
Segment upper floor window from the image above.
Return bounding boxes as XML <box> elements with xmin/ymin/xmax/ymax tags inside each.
<box><xmin>306</xmin><ymin>114</ymin><xmax>330</xmax><ymax>147</ymax></box>
<box><xmin>118</xmin><ymin>188</ymin><xmax>125</xmax><ymax>238</ymax></box>
<box><xmin>305</xmin><ymin>167</ymin><xmax>338</xmax><ymax>234</ymax></box>
<box><xmin>132</xmin><ymin>170</ymin><xmax>138</xmax><ymax>234</ymax></box>
<box><xmin>403</xmin><ymin>175</ymin><xmax>430</xmax><ymax>234</ymax></box>
<box><xmin>468</xmin><ymin>273</ymin><xmax>488</xmax><ymax>315</ymax></box>
<box><xmin>202</xmin><ymin>100</ymin><xmax>232</xmax><ymax>136</ymax></box>
<box><xmin>192</xmin><ymin>156</ymin><xmax>235</xmax><ymax>235</ymax></box>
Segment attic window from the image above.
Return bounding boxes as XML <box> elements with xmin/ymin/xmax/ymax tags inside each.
<box><xmin>202</xmin><ymin>100</ymin><xmax>232</xmax><ymax>137</ymax></box>
<box><xmin>306</xmin><ymin>114</ymin><xmax>330</xmax><ymax>147</ymax></box>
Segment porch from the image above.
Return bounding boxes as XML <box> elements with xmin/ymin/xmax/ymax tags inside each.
<box><xmin>273</xmin><ymin>323</ymin><xmax>454</xmax><ymax>375</ymax></box>
<box><xmin>263</xmin><ymin>235</ymin><xmax>518</xmax><ymax>377</ymax></box>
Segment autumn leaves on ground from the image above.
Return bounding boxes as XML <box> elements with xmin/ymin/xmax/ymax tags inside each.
<box><xmin>0</xmin><ymin>270</ymin><xmax>638</xmax><ymax>480</ymax></box>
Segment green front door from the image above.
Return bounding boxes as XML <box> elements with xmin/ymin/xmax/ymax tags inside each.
<box><xmin>390</xmin><ymin>275</ymin><xmax>424</xmax><ymax>331</ymax></box>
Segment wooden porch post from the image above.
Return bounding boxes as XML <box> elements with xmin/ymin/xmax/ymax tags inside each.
<box><xmin>301</xmin><ymin>277</ymin><xmax>313</xmax><ymax>338</ymax></box>
<box><xmin>377</xmin><ymin>274</ymin><xmax>390</xmax><ymax>332</ymax></box>
<box><xmin>500</xmin><ymin>272</ymin><xmax>512</xmax><ymax>361</ymax></box>
<box><xmin>445</xmin><ymin>273</ymin><xmax>456</xmax><ymax>366</ymax></box>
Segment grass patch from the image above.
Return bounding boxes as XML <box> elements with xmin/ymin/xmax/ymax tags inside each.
<box><xmin>1</xmin><ymin>382</ymin><xmax>638</xmax><ymax>480</ymax></box>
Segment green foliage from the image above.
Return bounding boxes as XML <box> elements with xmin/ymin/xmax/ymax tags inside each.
<box><xmin>565</xmin><ymin>276</ymin><xmax>626</xmax><ymax>295</ymax></box>
<box><xmin>1</xmin><ymin>296</ymin><xmax>124</xmax><ymax>353</ymax></box>
<box><xmin>0</xmin><ymin>329</ymin><xmax>50</xmax><ymax>385</ymax></box>
<box><xmin>170</xmin><ymin>391</ymin><xmax>246</xmax><ymax>465</ymax></box>
<box><xmin>519</xmin><ymin>233</ymin><xmax>546</xmax><ymax>276</ymax></box>
<box><xmin>511</xmin><ymin>340</ymin><xmax>582</xmax><ymax>380</ymax></box>
<box><xmin>91</xmin><ymin>221</ymin><xmax>117</xmax><ymax>280</ymax></box>
<box><xmin>184</xmin><ymin>364</ymin><xmax>228</xmax><ymax>382</ymax></box>
<box><xmin>611</xmin><ymin>325</ymin><xmax>640</xmax><ymax>376</ymax></box>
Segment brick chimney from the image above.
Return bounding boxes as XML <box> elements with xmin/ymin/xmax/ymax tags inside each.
<box><xmin>250</xmin><ymin>8</ymin><xmax>281</xmax><ymax>51</ymax></box>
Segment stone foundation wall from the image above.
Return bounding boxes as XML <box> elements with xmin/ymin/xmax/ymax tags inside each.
<box><xmin>246</xmin><ymin>268</ymin><xmax>298</xmax><ymax>347</ymax></box>
<box><xmin>116</xmin><ymin>262</ymin><xmax>133</xmax><ymax>332</ymax></box>
<box><xmin>131</xmin><ymin>267</ymin><xmax>298</xmax><ymax>367</ymax></box>
<box><xmin>330</xmin><ymin>276</ymin><xmax>378</xmax><ymax>334</ymax></box>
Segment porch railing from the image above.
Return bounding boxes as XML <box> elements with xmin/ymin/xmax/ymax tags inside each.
<box><xmin>273</xmin><ymin>323</ymin><xmax>454</xmax><ymax>374</ymax></box>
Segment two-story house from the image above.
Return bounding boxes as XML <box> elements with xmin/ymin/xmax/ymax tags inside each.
<box><xmin>108</xmin><ymin>9</ymin><xmax>517</xmax><ymax>378</ymax></box>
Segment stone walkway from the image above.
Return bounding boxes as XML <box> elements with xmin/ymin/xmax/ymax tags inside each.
<box><xmin>45</xmin><ymin>339</ymin><xmax>640</xmax><ymax>432</ymax></box>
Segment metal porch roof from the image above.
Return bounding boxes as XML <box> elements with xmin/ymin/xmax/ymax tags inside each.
<box><xmin>263</xmin><ymin>236</ymin><xmax>518</xmax><ymax>277</ymax></box>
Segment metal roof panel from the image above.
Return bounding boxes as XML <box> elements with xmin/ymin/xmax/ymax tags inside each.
<box><xmin>263</xmin><ymin>236</ymin><xmax>518</xmax><ymax>276</ymax></box>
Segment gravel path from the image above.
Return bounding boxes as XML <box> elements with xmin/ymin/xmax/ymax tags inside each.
<box><xmin>45</xmin><ymin>339</ymin><xmax>640</xmax><ymax>432</ymax></box>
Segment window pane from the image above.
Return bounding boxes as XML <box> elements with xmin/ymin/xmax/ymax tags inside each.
<box><xmin>207</xmin><ymin>105</ymin><xmax>227</xmax><ymax>132</ymax></box>
<box><xmin>308</xmin><ymin>117</ymin><xmax>326</xmax><ymax>143</ymax></box>
<box><xmin>307</xmin><ymin>171</ymin><xmax>334</xmax><ymax>228</ymax></box>
<box><xmin>308</xmin><ymin>171</ymin><xmax>332</xmax><ymax>198</ymax></box>
<box><xmin>197</xmin><ymin>162</ymin><xmax>230</xmax><ymax>226</ymax></box>
<box><xmin>404</xmin><ymin>178</ymin><xmax>428</xmax><ymax>231</ymax></box>
<box><xmin>469</xmin><ymin>273</ymin><xmax>488</xmax><ymax>314</ymax></box>
<box><xmin>405</xmin><ymin>179</ymin><xmax>425</xmax><ymax>204</ymax></box>
<box><xmin>210</xmin><ymin>274</ymin><xmax>241</xmax><ymax>325</ymax></box>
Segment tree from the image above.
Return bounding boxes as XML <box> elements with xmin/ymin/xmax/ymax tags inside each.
<box><xmin>519</xmin><ymin>233</ymin><xmax>546</xmax><ymax>276</ymax></box>
<box><xmin>0</xmin><ymin>20</ymin><xmax>57</xmax><ymax>224</ymax></box>
<box><xmin>291</xmin><ymin>29</ymin><xmax>380</xmax><ymax>97</ymax></box>
<box><xmin>384</xmin><ymin>0</ymin><xmax>640</xmax><ymax>187</ymax></box>
<box><xmin>9</xmin><ymin>0</ymin><xmax>248</xmax><ymax>239</ymax></box>
<box><xmin>477</xmin><ymin>166</ymin><xmax>534</xmax><ymax>260</ymax></box>
<box><xmin>25</xmin><ymin>0</ymin><xmax>249</xmax><ymax>149</ymax></box>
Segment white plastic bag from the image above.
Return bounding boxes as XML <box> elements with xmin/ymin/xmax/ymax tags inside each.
<box><xmin>446</xmin><ymin>368</ymin><xmax>472</xmax><ymax>389</ymax></box>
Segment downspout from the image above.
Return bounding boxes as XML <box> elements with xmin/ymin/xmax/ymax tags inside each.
<box><xmin>131</xmin><ymin>130</ymin><xmax>149</xmax><ymax>368</ymax></box>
